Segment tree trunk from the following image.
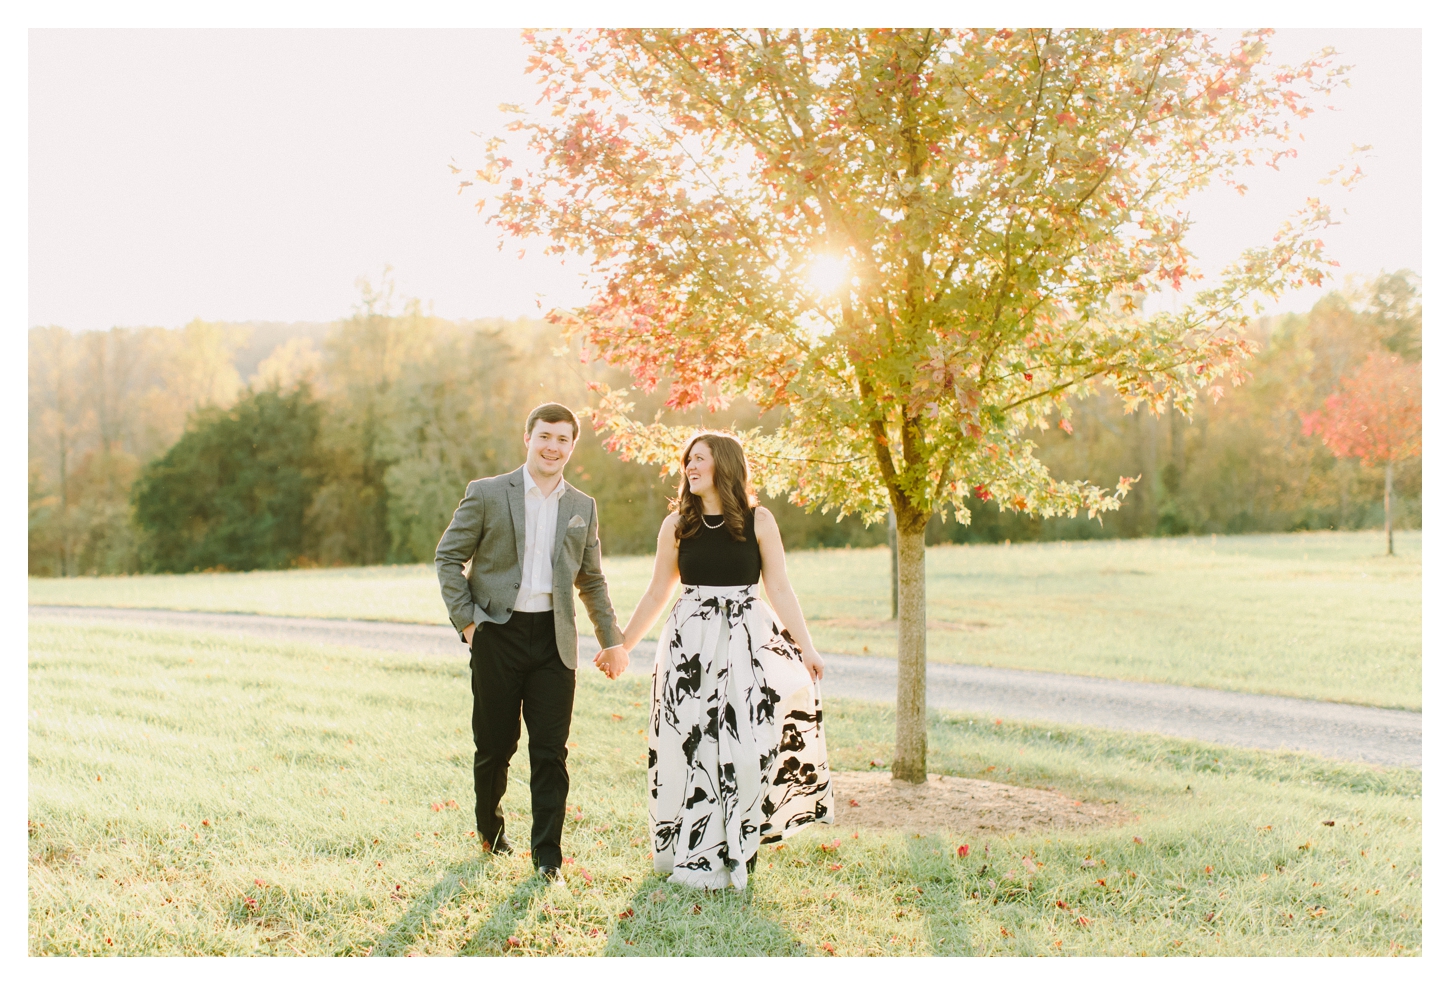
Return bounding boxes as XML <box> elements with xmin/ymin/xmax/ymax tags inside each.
<box><xmin>1384</xmin><ymin>460</ymin><xmax>1394</xmax><ymax>556</ymax></box>
<box><xmin>887</xmin><ymin>507</ymin><xmax>898</xmax><ymax>619</ymax></box>
<box><xmin>892</xmin><ymin>511</ymin><xmax>929</xmax><ymax>784</ymax></box>
<box><xmin>58</xmin><ymin>426</ymin><xmax>69</xmax><ymax>578</ymax></box>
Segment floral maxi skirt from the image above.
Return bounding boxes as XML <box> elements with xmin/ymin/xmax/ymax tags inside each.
<box><xmin>649</xmin><ymin>584</ymin><xmax>833</xmax><ymax>890</ymax></box>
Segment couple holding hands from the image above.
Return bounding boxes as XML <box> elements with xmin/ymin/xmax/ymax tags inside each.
<box><xmin>435</xmin><ymin>402</ymin><xmax>834</xmax><ymax>892</ymax></box>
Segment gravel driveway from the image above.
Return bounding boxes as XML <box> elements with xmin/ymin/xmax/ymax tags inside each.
<box><xmin>31</xmin><ymin>605</ymin><xmax>1420</xmax><ymax>768</ymax></box>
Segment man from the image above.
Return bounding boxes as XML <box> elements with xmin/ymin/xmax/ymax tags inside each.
<box><xmin>435</xmin><ymin>402</ymin><xmax>631</xmax><ymax>887</ymax></box>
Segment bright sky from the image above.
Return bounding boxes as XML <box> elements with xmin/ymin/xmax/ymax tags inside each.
<box><xmin>28</xmin><ymin>28</ymin><xmax>1421</xmax><ymax>332</ymax></box>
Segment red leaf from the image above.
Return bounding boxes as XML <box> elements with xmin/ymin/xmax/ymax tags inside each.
<box><xmin>506</xmin><ymin>935</ymin><xmax>521</xmax><ymax>948</ymax></box>
<box><xmin>957</xmin><ymin>844</ymin><xmax>970</xmax><ymax>857</ymax></box>
<box><xmin>849</xmin><ymin>799</ymin><xmax>860</xmax><ymax>807</ymax></box>
<box><xmin>1077</xmin><ymin>916</ymin><xmax>1091</xmax><ymax>926</ymax></box>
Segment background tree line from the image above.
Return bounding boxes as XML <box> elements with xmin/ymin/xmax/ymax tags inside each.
<box><xmin>28</xmin><ymin>271</ymin><xmax>1420</xmax><ymax>576</ymax></box>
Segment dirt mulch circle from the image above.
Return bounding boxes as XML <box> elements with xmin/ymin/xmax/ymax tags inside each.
<box><xmin>830</xmin><ymin>770</ymin><xmax>1132</xmax><ymax>836</ymax></box>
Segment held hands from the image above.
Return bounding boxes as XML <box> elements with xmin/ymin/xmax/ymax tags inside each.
<box><xmin>594</xmin><ymin>644</ymin><xmax>630</xmax><ymax>680</ymax></box>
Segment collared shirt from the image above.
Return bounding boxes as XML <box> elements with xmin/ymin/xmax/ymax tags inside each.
<box><xmin>515</xmin><ymin>467</ymin><xmax>565</xmax><ymax>612</ymax></box>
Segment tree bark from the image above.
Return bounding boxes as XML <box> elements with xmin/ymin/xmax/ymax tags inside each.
<box><xmin>1384</xmin><ymin>460</ymin><xmax>1394</xmax><ymax>556</ymax></box>
<box><xmin>887</xmin><ymin>507</ymin><xmax>898</xmax><ymax>620</ymax></box>
<box><xmin>892</xmin><ymin>510</ymin><xmax>929</xmax><ymax>784</ymax></box>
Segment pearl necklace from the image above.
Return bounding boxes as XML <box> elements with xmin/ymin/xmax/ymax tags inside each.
<box><xmin>701</xmin><ymin>514</ymin><xmax>726</xmax><ymax>529</ymax></box>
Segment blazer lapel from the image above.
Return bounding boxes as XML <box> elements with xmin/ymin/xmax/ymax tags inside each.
<box><xmin>506</xmin><ymin>467</ymin><xmax>527</xmax><ymax>573</ymax></box>
<box><xmin>551</xmin><ymin>484</ymin><xmax>577</xmax><ymax>569</ymax></box>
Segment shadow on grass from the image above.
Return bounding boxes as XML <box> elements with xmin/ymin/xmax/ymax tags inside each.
<box><xmin>457</xmin><ymin>875</ymin><xmax>546</xmax><ymax>956</ymax></box>
<box><xmin>603</xmin><ymin>871</ymin><xmax>804</xmax><ymax>956</ymax></box>
<box><xmin>902</xmin><ymin>832</ymin><xmax>976</xmax><ymax>956</ymax></box>
<box><xmin>367</xmin><ymin>857</ymin><xmax>537</xmax><ymax>957</ymax></box>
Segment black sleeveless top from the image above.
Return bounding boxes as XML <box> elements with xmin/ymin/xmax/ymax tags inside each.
<box><xmin>677</xmin><ymin>509</ymin><xmax>762</xmax><ymax>586</ymax></box>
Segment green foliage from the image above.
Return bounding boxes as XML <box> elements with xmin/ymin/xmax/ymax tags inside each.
<box><xmin>132</xmin><ymin>386</ymin><xmax>323</xmax><ymax>572</ymax></box>
<box><xmin>28</xmin><ymin>619</ymin><xmax>1420</xmax><ymax>955</ymax></box>
<box><xmin>28</xmin><ymin>273</ymin><xmax>1420</xmax><ymax>574</ymax></box>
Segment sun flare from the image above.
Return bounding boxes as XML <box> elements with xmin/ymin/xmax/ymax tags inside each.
<box><xmin>807</xmin><ymin>255</ymin><xmax>850</xmax><ymax>297</ymax></box>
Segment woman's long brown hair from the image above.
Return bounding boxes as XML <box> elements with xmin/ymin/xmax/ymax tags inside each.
<box><xmin>672</xmin><ymin>432</ymin><xmax>758</xmax><ymax>543</ymax></box>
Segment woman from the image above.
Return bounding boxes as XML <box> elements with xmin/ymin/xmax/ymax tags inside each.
<box><xmin>614</xmin><ymin>432</ymin><xmax>833</xmax><ymax>891</ymax></box>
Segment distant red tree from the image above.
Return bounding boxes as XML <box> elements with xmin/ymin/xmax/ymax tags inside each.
<box><xmin>1302</xmin><ymin>351</ymin><xmax>1421</xmax><ymax>554</ymax></box>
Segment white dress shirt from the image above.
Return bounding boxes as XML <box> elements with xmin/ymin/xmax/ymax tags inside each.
<box><xmin>515</xmin><ymin>467</ymin><xmax>565</xmax><ymax>612</ymax></box>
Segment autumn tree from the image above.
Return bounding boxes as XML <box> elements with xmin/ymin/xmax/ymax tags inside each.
<box><xmin>1301</xmin><ymin>351</ymin><xmax>1421</xmax><ymax>555</ymax></box>
<box><xmin>475</xmin><ymin>28</ymin><xmax>1349</xmax><ymax>782</ymax></box>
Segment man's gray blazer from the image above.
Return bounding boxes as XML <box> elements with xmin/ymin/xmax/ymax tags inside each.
<box><xmin>434</xmin><ymin>465</ymin><xmax>623</xmax><ymax>670</ymax></box>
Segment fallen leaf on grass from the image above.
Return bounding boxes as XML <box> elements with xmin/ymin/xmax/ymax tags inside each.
<box><xmin>999</xmin><ymin>926</ymin><xmax>1014</xmax><ymax>938</ymax></box>
<box><xmin>820</xmin><ymin>942</ymin><xmax>835</xmax><ymax>954</ymax></box>
<box><xmin>1322</xmin><ymin>820</ymin><xmax>1335</xmax><ymax>827</ymax></box>
<box><xmin>612</xmin><ymin>714</ymin><xmax>623</xmax><ymax>721</ymax></box>
<box><xmin>1204</xmin><ymin>866</ymin><xmax>1213</xmax><ymax>874</ymax></box>
<box><xmin>1076</xmin><ymin>916</ymin><xmax>1091</xmax><ymax>927</ymax></box>
<box><xmin>618</xmin><ymin>908</ymin><xmax>634</xmax><ymax>919</ymax></box>
<box><xmin>849</xmin><ymin>799</ymin><xmax>860</xmax><ymax>807</ymax></box>
<box><xmin>829</xmin><ymin>863</ymin><xmax>843</xmax><ymax>871</ymax></box>
<box><xmin>691</xmin><ymin>904</ymin><xmax>702</xmax><ymax>914</ymax></box>
<box><xmin>957</xmin><ymin>845</ymin><xmax>970</xmax><ymax>857</ymax></box>
<box><xmin>506</xmin><ymin>936</ymin><xmax>521</xmax><ymax>949</ymax></box>
<box><xmin>1133</xmin><ymin>836</ymin><xmax>1144</xmax><ymax>845</ymax></box>
<box><xmin>820</xmin><ymin>839</ymin><xmax>841</xmax><ymax>853</ymax></box>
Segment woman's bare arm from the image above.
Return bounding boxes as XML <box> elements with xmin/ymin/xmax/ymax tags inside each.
<box><xmin>618</xmin><ymin>514</ymin><xmax>683</xmax><ymax>652</ymax></box>
<box><xmin>755</xmin><ymin>507</ymin><xmax>824</xmax><ymax>681</ymax></box>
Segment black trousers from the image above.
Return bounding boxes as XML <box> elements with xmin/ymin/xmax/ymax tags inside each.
<box><xmin>469</xmin><ymin>609</ymin><xmax>575</xmax><ymax>869</ymax></box>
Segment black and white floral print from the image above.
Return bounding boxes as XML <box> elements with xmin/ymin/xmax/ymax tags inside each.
<box><xmin>649</xmin><ymin>584</ymin><xmax>833</xmax><ymax>891</ymax></box>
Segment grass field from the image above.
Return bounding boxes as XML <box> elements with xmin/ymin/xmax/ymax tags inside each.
<box><xmin>30</xmin><ymin>530</ymin><xmax>1422</xmax><ymax>709</ymax></box>
<box><xmin>28</xmin><ymin>616</ymin><xmax>1421</xmax><ymax>956</ymax></box>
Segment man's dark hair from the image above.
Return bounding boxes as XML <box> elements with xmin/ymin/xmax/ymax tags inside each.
<box><xmin>525</xmin><ymin>402</ymin><xmax>580</xmax><ymax>440</ymax></box>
